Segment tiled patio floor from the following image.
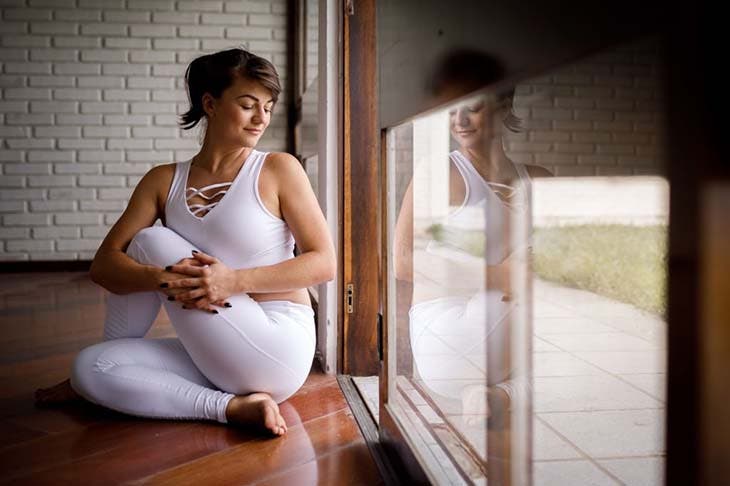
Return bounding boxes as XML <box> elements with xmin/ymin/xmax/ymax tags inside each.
<box><xmin>355</xmin><ymin>277</ymin><xmax>666</xmax><ymax>485</ymax></box>
<box><xmin>531</xmin><ymin>278</ymin><xmax>665</xmax><ymax>486</ymax></box>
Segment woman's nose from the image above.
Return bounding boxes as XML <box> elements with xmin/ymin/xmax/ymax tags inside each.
<box><xmin>251</xmin><ymin>107</ymin><xmax>265</xmax><ymax>124</ymax></box>
<box><xmin>455</xmin><ymin>108</ymin><xmax>470</xmax><ymax>126</ymax></box>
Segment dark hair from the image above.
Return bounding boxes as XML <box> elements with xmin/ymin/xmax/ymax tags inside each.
<box><xmin>429</xmin><ymin>48</ymin><xmax>505</xmax><ymax>97</ymax></box>
<box><xmin>179</xmin><ymin>48</ymin><xmax>281</xmax><ymax>130</ymax></box>
<box><xmin>429</xmin><ymin>48</ymin><xmax>521</xmax><ymax>132</ymax></box>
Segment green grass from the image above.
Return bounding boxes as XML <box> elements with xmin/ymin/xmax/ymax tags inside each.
<box><xmin>425</xmin><ymin>223</ymin><xmax>668</xmax><ymax>316</ymax></box>
<box><xmin>532</xmin><ymin>225</ymin><xmax>667</xmax><ymax>316</ymax></box>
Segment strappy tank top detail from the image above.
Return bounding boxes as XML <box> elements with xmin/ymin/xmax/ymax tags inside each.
<box><xmin>185</xmin><ymin>182</ymin><xmax>233</xmax><ymax>217</ymax></box>
<box><xmin>164</xmin><ymin>149</ymin><xmax>296</xmax><ymax>269</ymax></box>
<box><xmin>425</xmin><ymin>150</ymin><xmax>532</xmax><ymax>264</ymax></box>
<box><xmin>449</xmin><ymin>149</ymin><xmax>531</xmax><ymax>213</ymax></box>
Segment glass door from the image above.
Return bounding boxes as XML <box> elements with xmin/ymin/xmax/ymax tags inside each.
<box><xmin>381</xmin><ymin>87</ymin><xmax>534</xmax><ymax>484</ymax></box>
<box><xmin>379</xmin><ymin>36</ymin><xmax>669</xmax><ymax>485</ymax></box>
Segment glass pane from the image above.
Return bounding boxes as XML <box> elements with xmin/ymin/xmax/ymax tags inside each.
<box><xmin>521</xmin><ymin>37</ymin><xmax>667</xmax><ymax>486</ymax></box>
<box><xmin>387</xmin><ymin>89</ymin><xmax>532</xmax><ymax>483</ymax></box>
<box><xmin>301</xmin><ymin>0</ymin><xmax>319</xmax><ymax>198</ymax></box>
<box><xmin>305</xmin><ymin>0</ymin><xmax>319</xmax><ymax>90</ymax></box>
<box><xmin>385</xmin><ymin>36</ymin><xmax>667</xmax><ymax>485</ymax></box>
<box><xmin>304</xmin><ymin>154</ymin><xmax>318</xmax><ymax>201</ymax></box>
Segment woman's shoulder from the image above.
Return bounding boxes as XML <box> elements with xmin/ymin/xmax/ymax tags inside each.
<box><xmin>263</xmin><ymin>151</ymin><xmax>300</xmax><ymax>167</ymax></box>
<box><xmin>262</xmin><ymin>152</ymin><xmax>305</xmax><ymax>178</ymax></box>
<box><xmin>140</xmin><ymin>162</ymin><xmax>177</xmax><ymax>188</ymax></box>
<box><xmin>134</xmin><ymin>162</ymin><xmax>178</xmax><ymax>209</ymax></box>
<box><xmin>523</xmin><ymin>164</ymin><xmax>552</xmax><ymax>178</ymax></box>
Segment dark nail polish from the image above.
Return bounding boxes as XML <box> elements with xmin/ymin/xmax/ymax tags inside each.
<box><xmin>181</xmin><ymin>305</ymin><xmax>188</xmax><ymax>310</ymax></box>
<box><xmin>159</xmin><ymin>283</ymin><xmax>168</xmax><ymax>288</ymax></box>
<box><xmin>210</xmin><ymin>309</ymin><xmax>218</xmax><ymax>314</ymax></box>
<box><xmin>192</xmin><ymin>250</ymin><xmax>199</xmax><ymax>254</ymax></box>
<box><xmin>165</xmin><ymin>265</ymin><xmax>172</xmax><ymax>271</ymax></box>
<box><xmin>224</xmin><ymin>303</ymin><xmax>232</xmax><ymax>308</ymax></box>
<box><xmin>167</xmin><ymin>296</ymin><xmax>175</xmax><ymax>301</ymax></box>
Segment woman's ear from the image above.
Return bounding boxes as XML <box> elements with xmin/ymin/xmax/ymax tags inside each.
<box><xmin>201</xmin><ymin>93</ymin><xmax>216</xmax><ymax>119</ymax></box>
<box><xmin>499</xmin><ymin>98</ymin><xmax>521</xmax><ymax>133</ymax></box>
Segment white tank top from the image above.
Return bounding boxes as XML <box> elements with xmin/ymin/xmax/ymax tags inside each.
<box><xmin>164</xmin><ymin>149</ymin><xmax>296</xmax><ymax>269</ymax></box>
<box><xmin>426</xmin><ymin>150</ymin><xmax>531</xmax><ymax>264</ymax></box>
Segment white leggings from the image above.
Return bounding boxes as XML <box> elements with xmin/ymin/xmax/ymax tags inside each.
<box><xmin>70</xmin><ymin>226</ymin><xmax>316</xmax><ymax>424</ymax></box>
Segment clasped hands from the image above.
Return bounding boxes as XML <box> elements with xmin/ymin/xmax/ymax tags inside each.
<box><xmin>486</xmin><ymin>245</ymin><xmax>534</xmax><ymax>302</ymax></box>
<box><xmin>158</xmin><ymin>250</ymin><xmax>238</xmax><ymax>313</ymax></box>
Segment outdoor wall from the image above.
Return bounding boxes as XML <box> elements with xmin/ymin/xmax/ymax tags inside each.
<box><xmin>0</xmin><ymin>0</ymin><xmax>287</xmax><ymax>261</ymax></box>
<box><xmin>505</xmin><ymin>36</ymin><xmax>665</xmax><ymax>177</ymax></box>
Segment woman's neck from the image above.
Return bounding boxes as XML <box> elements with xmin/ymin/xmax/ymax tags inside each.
<box><xmin>459</xmin><ymin>139</ymin><xmax>515</xmax><ymax>183</ymax></box>
<box><xmin>193</xmin><ymin>143</ymin><xmax>253</xmax><ymax>175</ymax></box>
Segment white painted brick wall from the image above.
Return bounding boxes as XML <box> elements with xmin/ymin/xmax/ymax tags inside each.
<box><xmin>505</xmin><ymin>37</ymin><xmax>665</xmax><ymax>178</ymax></box>
<box><xmin>0</xmin><ymin>0</ymin><xmax>288</xmax><ymax>261</ymax></box>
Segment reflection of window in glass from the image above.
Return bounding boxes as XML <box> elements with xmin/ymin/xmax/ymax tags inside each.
<box><xmin>301</xmin><ymin>0</ymin><xmax>319</xmax><ymax>191</ymax></box>
<box><xmin>389</xmin><ymin>88</ymin><xmax>533</xmax><ymax>483</ymax></box>
<box><xmin>305</xmin><ymin>0</ymin><xmax>318</xmax><ymax>89</ymax></box>
<box><xmin>384</xmin><ymin>36</ymin><xmax>667</xmax><ymax>485</ymax></box>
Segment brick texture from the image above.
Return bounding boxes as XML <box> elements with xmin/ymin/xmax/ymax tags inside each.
<box><xmin>1</xmin><ymin>0</ymin><xmax>287</xmax><ymax>261</ymax></box>
<box><xmin>505</xmin><ymin>37</ymin><xmax>665</xmax><ymax>178</ymax></box>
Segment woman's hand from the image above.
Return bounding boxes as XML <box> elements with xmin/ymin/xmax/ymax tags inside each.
<box><xmin>160</xmin><ymin>250</ymin><xmax>237</xmax><ymax>311</ymax></box>
<box><xmin>486</xmin><ymin>245</ymin><xmax>534</xmax><ymax>301</ymax></box>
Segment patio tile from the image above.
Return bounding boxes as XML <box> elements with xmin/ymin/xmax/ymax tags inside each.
<box><xmin>415</xmin><ymin>356</ymin><xmax>485</xmax><ymax>381</ymax></box>
<box><xmin>534</xmin><ymin>300</ymin><xmax>576</xmax><ymax>318</ymax></box>
<box><xmin>412</xmin><ymin>333</ymin><xmax>463</xmax><ymax>356</ymax></box>
<box><xmin>620</xmin><ymin>373</ymin><xmax>666</xmax><ymax>402</ymax></box>
<box><xmin>595</xmin><ymin>315</ymin><xmax>666</xmax><ymax>344</ymax></box>
<box><xmin>573</xmin><ymin>351</ymin><xmax>666</xmax><ymax>374</ymax></box>
<box><xmin>534</xmin><ymin>375</ymin><xmax>662</xmax><ymax>413</ymax></box>
<box><xmin>533</xmin><ymin>460</ymin><xmax>620</xmax><ymax>486</ymax></box>
<box><xmin>597</xmin><ymin>457</ymin><xmax>665</xmax><ymax>486</ymax></box>
<box><xmin>535</xmin><ymin>317</ymin><xmax>616</xmax><ymax>335</ymax></box>
<box><xmin>539</xmin><ymin>332</ymin><xmax>659</xmax><ymax>352</ymax></box>
<box><xmin>533</xmin><ymin>352</ymin><xmax>603</xmax><ymax>377</ymax></box>
<box><xmin>539</xmin><ymin>409</ymin><xmax>665</xmax><ymax>457</ymax></box>
<box><xmin>438</xmin><ymin>333</ymin><xmax>486</xmax><ymax>355</ymax></box>
<box><xmin>534</xmin><ymin>336</ymin><xmax>562</xmax><ymax>352</ymax></box>
<box><xmin>533</xmin><ymin>418</ymin><xmax>583</xmax><ymax>460</ymax></box>
<box><xmin>465</xmin><ymin>354</ymin><xmax>486</xmax><ymax>373</ymax></box>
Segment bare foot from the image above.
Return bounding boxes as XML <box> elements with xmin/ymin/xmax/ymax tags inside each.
<box><xmin>34</xmin><ymin>378</ymin><xmax>82</xmax><ymax>407</ymax></box>
<box><xmin>225</xmin><ymin>392</ymin><xmax>287</xmax><ymax>436</ymax></box>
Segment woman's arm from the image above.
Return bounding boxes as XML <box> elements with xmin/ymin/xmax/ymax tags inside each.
<box><xmin>89</xmin><ymin>164</ymin><xmax>171</xmax><ymax>295</ymax></box>
<box><xmin>234</xmin><ymin>153</ymin><xmax>336</xmax><ymax>293</ymax></box>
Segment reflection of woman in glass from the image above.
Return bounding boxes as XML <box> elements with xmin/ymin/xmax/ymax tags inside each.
<box><xmin>394</xmin><ymin>50</ymin><xmax>551</xmax><ymax>422</ymax></box>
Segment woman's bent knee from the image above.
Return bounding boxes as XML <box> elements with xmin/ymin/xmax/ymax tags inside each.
<box><xmin>70</xmin><ymin>344</ymin><xmax>105</xmax><ymax>401</ymax></box>
<box><xmin>127</xmin><ymin>226</ymin><xmax>196</xmax><ymax>267</ymax></box>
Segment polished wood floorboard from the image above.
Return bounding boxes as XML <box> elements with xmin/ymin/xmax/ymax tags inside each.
<box><xmin>0</xmin><ymin>272</ymin><xmax>382</xmax><ymax>485</ymax></box>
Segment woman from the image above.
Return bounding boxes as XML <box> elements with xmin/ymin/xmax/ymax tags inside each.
<box><xmin>394</xmin><ymin>85</ymin><xmax>551</xmax><ymax>423</ymax></box>
<box><xmin>35</xmin><ymin>48</ymin><xmax>336</xmax><ymax>437</ymax></box>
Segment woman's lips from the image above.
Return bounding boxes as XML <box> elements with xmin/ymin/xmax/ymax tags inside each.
<box><xmin>245</xmin><ymin>128</ymin><xmax>262</xmax><ymax>135</ymax></box>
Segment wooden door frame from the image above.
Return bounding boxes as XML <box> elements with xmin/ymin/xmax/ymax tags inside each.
<box><xmin>340</xmin><ymin>0</ymin><xmax>380</xmax><ymax>376</ymax></box>
<box><xmin>663</xmin><ymin>4</ymin><xmax>729</xmax><ymax>484</ymax></box>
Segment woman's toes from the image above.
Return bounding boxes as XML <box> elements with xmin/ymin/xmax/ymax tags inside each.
<box><xmin>277</xmin><ymin>416</ymin><xmax>288</xmax><ymax>435</ymax></box>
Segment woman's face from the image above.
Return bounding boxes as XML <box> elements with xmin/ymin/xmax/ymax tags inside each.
<box><xmin>449</xmin><ymin>98</ymin><xmax>488</xmax><ymax>149</ymax></box>
<box><xmin>204</xmin><ymin>75</ymin><xmax>275</xmax><ymax>148</ymax></box>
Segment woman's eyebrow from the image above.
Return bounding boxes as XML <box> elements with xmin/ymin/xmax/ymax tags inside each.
<box><xmin>236</xmin><ymin>94</ymin><xmax>274</xmax><ymax>103</ymax></box>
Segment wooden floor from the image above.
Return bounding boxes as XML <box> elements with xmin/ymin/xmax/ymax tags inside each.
<box><xmin>0</xmin><ymin>272</ymin><xmax>383</xmax><ymax>485</ymax></box>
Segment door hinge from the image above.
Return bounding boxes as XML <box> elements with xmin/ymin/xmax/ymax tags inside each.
<box><xmin>345</xmin><ymin>0</ymin><xmax>354</xmax><ymax>16</ymax></box>
<box><xmin>346</xmin><ymin>283</ymin><xmax>354</xmax><ymax>314</ymax></box>
<box><xmin>377</xmin><ymin>312</ymin><xmax>383</xmax><ymax>361</ymax></box>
